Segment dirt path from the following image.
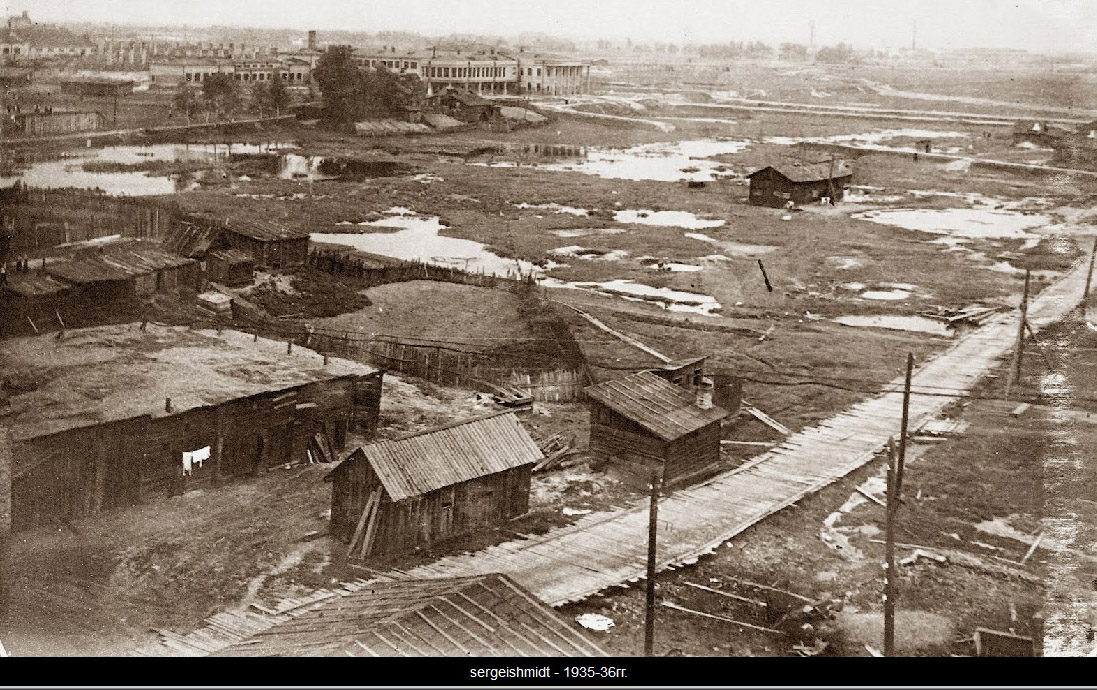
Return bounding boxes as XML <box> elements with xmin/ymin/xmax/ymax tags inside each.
<box><xmin>390</xmin><ymin>258</ymin><xmax>1092</xmax><ymax>606</ymax></box>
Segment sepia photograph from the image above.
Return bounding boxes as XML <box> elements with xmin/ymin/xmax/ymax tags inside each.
<box><xmin>0</xmin><ymin>0</ymin><xmax>1095</xmax><ymax>671</ymax></box>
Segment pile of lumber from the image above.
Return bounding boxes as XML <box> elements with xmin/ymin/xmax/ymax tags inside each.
<box><xmin>492</xmin><ymin>387</ymin><xmax>533</xmax><ymax>409</ymax></box>
<box><xmin>921</xmin><ymin>304</ymin><xmax>1003</xmax><ymax>328</ymax></box>
<box><xmin>533</xmin><ymin>433</ymin><xmax>575</xmax><ymax>473</ymax></box>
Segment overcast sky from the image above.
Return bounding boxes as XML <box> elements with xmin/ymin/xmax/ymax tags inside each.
<box><xmin>12</xmin><ymin>0</ymin><xmax>1097</xmax><ymax>53</ymax></box>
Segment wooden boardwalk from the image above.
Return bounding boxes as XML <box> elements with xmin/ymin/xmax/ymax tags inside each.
<box><xmin>138</xmin><ymin>259</ymin><xmax>1090</xmax><ymax>655</ymax></box>
<box><xmin>396</xmin><ymin>259</ymin><xmax>1092</xmax><ymax>606</ymax></box>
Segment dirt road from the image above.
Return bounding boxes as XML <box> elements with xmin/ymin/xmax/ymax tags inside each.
<box><xmin>392</xmin><ymin>257</ymin><xmax>1093</xmax><ymax>605</ymax></box>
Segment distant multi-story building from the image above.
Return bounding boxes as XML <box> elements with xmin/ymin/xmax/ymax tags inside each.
<box><xmin>148</xmin><ymin>57</ymin><xmax>311</xmax><ymax>89</ymax></box>
<box><xmin>2</xmin><ymin>11</ymin><xmax>97</xmax><ymax>65</ymax></box>
<box><xmin>350</xmin><ymin>48</ymin><xmax>590</xmax><ymax>97</ymax></box>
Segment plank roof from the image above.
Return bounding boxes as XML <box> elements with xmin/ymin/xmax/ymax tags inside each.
<box><xmin>2</xmin><ymin>272</ymin><xmax>71</xmax><ymax>297</ymax></box>
<box><xmin>341</xmin><ymin>412</ymin><xmax>542</xmax><ymax>502</ymax></box>
<box><xmin>0</xmin><ymin>323</ymin><xmax>376</xmax><ymax>443</ymax></box>
<box><xmin>223</xmin><ymin>222</ymin><xmax>311</xmax><ymax>242</ymax></box>
<box><xmin>44</xmin><ymin>241</ymin><xmax>195</xmax><ymax>284</ymax></box>
<box><xmin>585</xmin><ymin>371</ymin><xmax>727</xmax><ymax>441</ymax></box>
<box><xmin>217</xmin><ymin>573</ymin><xmax>607</xmax><ymax>657</ymax></box>
<box><xmin>208</xmin><ymin>248</ymin><xmax>253</xmax><ymax>265</ymax></box>
<box><xmin>747</xmin><ymin>161</ymin><xmax>853</xmax><ymax>183</ymax></box>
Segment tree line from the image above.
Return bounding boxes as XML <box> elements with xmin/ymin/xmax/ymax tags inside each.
<box><xmin>172</xmin><ymin>73</ymin><xmax>292</xmax><ymax>123</ymax></box>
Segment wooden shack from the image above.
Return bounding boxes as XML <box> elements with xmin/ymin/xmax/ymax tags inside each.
<box><xmin>218</xmin><ymin>573</ymin><xmax>608</xmax><ymax>657</ymax></box>
<box><xmin>1012</xmin><ymin>120</ymin><xmax>1059</xmax><ymax>145</ymax></box>
<box><xmin>0</xmin><ymin>324</ymin><xmax>383</xmax><ymax>531</ymax></box>
<box><xmin>205</xmin><ymin>248</ymin><xmax>254</xmax><ymax>286</ymax></box>
<box><xmin>746</xmin><ymin>161</ymin><xmax>853</xmax><ymax>207</ymax></box>
<box><xmin>585</xmin><ymin>371</ymin><xmax>728</xmax><ymax>486</ymax></box>
<box><xmin>647</xmin><ymin>356</ymin><xmax>707</xmax><ymax>392</ymax></box>
<box><xmin>44</xmin><ymin>240</ymin><xmax>199</xmax><ymax>299</ymax></box>
<box><xmin>328</xmin><ymin>412</ymin><xmax>542</xmax><ymax>560</ymax></box>
<box><xmin>426</xmin><ymin>87</ymin><xmax>497</xmax><ymax>123</ymax></box>
<box><xmin>220</xmin><ymin>224</ymin><xmax>310</xmax><ymax>268</ymax></box>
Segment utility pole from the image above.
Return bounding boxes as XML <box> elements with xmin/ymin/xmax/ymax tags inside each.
<box><xmin>0</xmin><ymin>428</ymin><xmax>11</xmax><ymax>632</ymax></box>
<box><xmin>883</xmin><ymin>437</ymin><xmax>897</xmax><ymax>657</ymax></box>
<box><xmin>884</xmin><ymin>353</ymin><xmax>914</xmax><ymax>657</ymax></box>
<box><xmin>1083</xmin><ymin>236</ymin><xmax>1097</xmax><ymax>313</ymax></box>
<box><xmin>1006</xmin><ymin>269</ymin><xmax>1032</xmax><ymax>398</ymax></box>
<box><xmin>644</xmin><ymin>470</ymin><xmax>661</xmax><ymax>657</ymax></box>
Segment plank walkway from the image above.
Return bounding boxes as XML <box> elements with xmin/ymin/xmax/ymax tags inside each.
<box><xmin>137</xmin><ymin>258</ymin><xmax>1090</xmax><ymax>655</ymax></box>
<box><xmin>394</xmin><ymin>259</ymin><xmax>1093</xmax><ymax>606</ymax></box>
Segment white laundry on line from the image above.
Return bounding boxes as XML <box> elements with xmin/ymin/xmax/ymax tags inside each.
<box><xmin>182</xmin><ymin>446</ymin><xmax>212</xmax><ymax>476</ymax></box>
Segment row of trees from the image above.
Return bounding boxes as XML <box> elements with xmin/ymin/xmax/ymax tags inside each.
<box><xmin>171</xmin><ymin>73</ymin><xmax>292</xmax><ymax>123</ymax></box>
<box><xmin>313</xmin><ymin>46</ymin><xmax>425</xmax><ymax>123</ymax></box>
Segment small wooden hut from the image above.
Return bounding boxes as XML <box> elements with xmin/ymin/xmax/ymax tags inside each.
<box><xmin>328</xmin><ymin>411</ymin><xmax>543</xmax><ymax>560</ymax></box>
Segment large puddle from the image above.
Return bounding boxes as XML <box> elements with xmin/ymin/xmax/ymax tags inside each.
<box><xmin>853</xmin><ymin>207</ymin><xmax>1050</xmax><ymax>239</ymax></box>
<box><xmin>614</xmin><ymin>209</ymin><xmax>725</xmax><ymax>229</ymax></box>
<box><xmin>313</xmin><ymin>214</ymin><xmax>543</xmax><ymax>278</ymax></box>
<box><xmin>2</xmin><ymin>142</ymin><xmax>405</xmax><ymax>195</ymax></box>
<box><xmin>472</xmin><ymin>138</ymin><xmax>750</xmax><ymax>182</ymax></box>
<box><xmin>832</xmin><ymin>314</ymin><xmax>952</xmax><ymax>336</ymax></box>
<box><xmin>541</xmin><ymin>277</ymin><xmax>721</xmax><ymax>316</ymax></box>
<box><xmin>685</xmin><ymin>232</ymin><xmax>777</xmax><ymax>256</ymax></box>
<box><xmin>1</xmin><ymin>142</ymin><xmax>295</xmax><ymax>195</ymax></box>
<box><xmin>765</xmin><ymin>128</ymin><xmax>969</xmax><ymax>152</ymax></box>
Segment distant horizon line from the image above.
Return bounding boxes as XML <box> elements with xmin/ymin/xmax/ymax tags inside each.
<box><xmin>26</xmin><ymin>19</ymin><xmax>1097</xmax><ymax>58</ymax></box>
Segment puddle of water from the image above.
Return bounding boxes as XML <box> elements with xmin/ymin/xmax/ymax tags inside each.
<box><xmin>541</xmin><ymin>277</ymin><xmax>722</xmax><ymax>316</ymax></box>
<box><xmin>853</xmin><ymin>208</ymin><xmax>1049</xmax><ymax>239</ymax></box>
<box><xmin>832</xmin><ymin>314</ymin><xmax>953</xmax><ymax>336</ymax></box>
<box><xmin>685</xmin><ymin>232</ymin><xmax>777</xmax><ymax>256</ymax></box>
<box><xmin>826</xmin><ymin>256</ymin><xmax>865</xmax><ymax>270</ymax></box>
<box><xmin>616</xmin><ymin>210</ymin><xmax>725</xmax><ymax>229</ymax></box>
<box><xmin>839</xmin><ymin>282</ymin><xmax>867</xmax><ymax>291</ymax></box>
<box><xmin>474</xmin><ymin>138</ymin><xmax>750</xmax><ymax>182</ymax></box>
<box><xmin>551</xmin><ymin>228</ymin><xmax>627</xmax><ymax>238</ymax></box>
<box><xmin>412</xmin><ymin>172</ymin><xmax>443</xmax><ymax>183</ymax></box>
<box><xmin>313</xmin><ymin>214</ymin><xmax>542</xmax><ymax>278</ymax></box>
<box><xmin>861</xmin><ymin>289</ymin><xmax>910</xmax><ymax>300</ymax></box>
<box><xmin>550</xmin><ymin>246</ymin><xmax>628</xmax><ymax>261</ymax></box>
<box><xmin>1</xmin><ymin>142</ymin><xmax>295</xmax><ymax>195</ymax></box>
<box><xmin>766</xmin><ymin>128</ymin><xmax>969</xmax><ymax>150</ymax></box>
<box><xmin>515</xmin><ymin>202</ymin><xmax>590</xmax><ymax>217</ymax></box>
<box><xmin>637</xmin><ymin>257</ymin><xmax>703</xmax><ymax>272</ymax></box>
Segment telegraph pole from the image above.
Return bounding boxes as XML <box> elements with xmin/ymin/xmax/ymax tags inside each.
<box><xmin>0</xmin><ymin>428</ymin><xmax>11</xmax><ymax>632</ymax></box>
<box><xmin>1083</xmin><ymin>237</ymin><xmax>1097</xmax><ymax>314</ymax></box>
<box><xmin>644</xmin><ymin>470</ymin><xmax>661</xmax><ymax>657</ymax></box>
<box><xmin>1006</xmin><ymin>269</ymin><xmax>1032</xmax><ymax>398</ymax></box>
<box><xmin>884</xmin><ymin>353</ymin><xmax>914</xmax><ymax>657</ymax></box>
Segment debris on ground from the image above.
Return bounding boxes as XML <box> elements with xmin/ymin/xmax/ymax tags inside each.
<box><xmin>576</xmin><ymin>613</ymin><xmax>616</xmax><ymax>632</ymax></box>
<box><xmin>899</xmin><ymin>549</ymin><xmax>949</xmax><ymax>566</ymax></box>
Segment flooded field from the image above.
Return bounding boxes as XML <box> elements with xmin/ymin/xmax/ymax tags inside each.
<box><xmin>472</xmin><ymin>138</ymin><xmax>750</xmax><ymax>181</ymax></box>
<box><xmin>314</xmin><ymin>213</ymin><xmax>543</xmax><ymax>278</ymax></box>
<box><xmin>614</xmin><ymin>209</ymin><xmax>725</xmax><ymax>229</ymax></box>
<box><xmin>541</xmin><ymin>277</ymin><xmax>721</xmax><ymax>316</ymax></box>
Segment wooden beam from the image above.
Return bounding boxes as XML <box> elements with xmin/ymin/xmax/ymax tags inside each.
<box><xmin>358</xmin><ymin>493</ymin><xmax>382</xmax><ymax>559</ymax></box>
<box><xmin>718</xmin><ymin>575</ymin><xmax>813</xmax><ymax>603</ymax></box>
<box><xmin>661</xmin><ymin>600</ymin><xmax>785</xmax><ymax>635</ymax></box>
<box><xmin>347</xmin><ymin>488</ymin><xmax>378</xmax><ymax>558</ymax></box>
<box><xmin>682</xmin><ymin>581</ymin><xmax>768</xmax><ymax>608</ymax></box>
<box><xmin>741</xmin><ymin>402</ymin><xmax>790</xmax><ymax>435</ymax></box>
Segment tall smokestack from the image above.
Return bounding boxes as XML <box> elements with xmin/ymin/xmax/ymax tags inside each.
<box><xmin>912</xmin><ymin>19</ymin><xmax>917</xmax><ymax>51</ymax></box>
<box><xmin>307</xmin><ymin>30</ymin><xmax>317</xmax><ymax>51</ymax></box>
<box><xmin>809</xmin><ymin>20</ymin><xmax>815</xmax><ymax>51</ymax></box>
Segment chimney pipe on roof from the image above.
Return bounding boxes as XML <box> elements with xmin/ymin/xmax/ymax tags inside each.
<box><xmin>165</xmin><ymin>397</ymin><xmax>173</xmax><ymax>413</ymax></box>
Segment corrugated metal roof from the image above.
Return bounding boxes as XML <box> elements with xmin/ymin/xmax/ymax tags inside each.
<box><xmin>217</xmin><ymin>573</ymin><xmax>607</xmax><ymax>657</ymax></box>
<box><xmin>45</xmin><ymin>241</ymin><xmax>195</xmax><ymax>284</ymax></box>
<box><xmin>350</xmin><ymin>412</ymin><xmax>542</xmax><ymax>501</ymax></box>
<box><xmin>585</xmin><ymin>371</ymin><xmax>727</xmax><ymax>441</ymax></box>
<box><xmin>208</xmin><ymin>248</ymin><xmax>253</xmax><ymax>264</ymax></box>
<box><xmin>747</xmin><ymin>161</ymin><xmax>853</xmax><ymax>183</ymax></box>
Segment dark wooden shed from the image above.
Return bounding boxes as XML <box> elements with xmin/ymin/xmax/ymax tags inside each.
<box><xmin>206</xmin><ymin>248</ymin><xmax>254</xmax><ymax>286</ymax></box>
<box><xmin>220</xmin><ymin>224</ymin><xmax>310</xmax><ymax>268</ymax></box>
<box><xmin>426</xmin><ymin>87</ymin><xmax>497</xmax><ymax>122</ymax></box>
<box><xmin>327</xmin><ymin>411</ymin><xmax>543</xmax><ymax>561</ymax></box>
<box><xmin>44</xmin><ymin>240</ymin><xmax>199</xmax><ymax>299</ymax></box>
<box><xmin>1</xmin><ymin>324</ymin><xmax>383</xmax><ymax>531</ymax></box>
<box><xmin>586</xmin><ymin>371</ymin><xmax>728</xmax><ymax>487</ymax></box>
<box><xmin>746</xmin><ymin>161</ymin><xmax>853</xmax><ymax>208</ymax></box>
<box><xmin>647</xmin><ymin>356</ymin><xmax>708</xmax><ymax>392</ymax></box>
